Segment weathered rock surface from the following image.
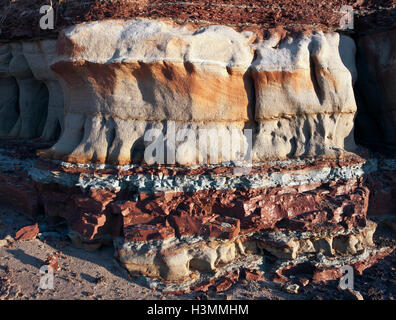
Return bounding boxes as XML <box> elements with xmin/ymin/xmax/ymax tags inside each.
<box><xmin>33</xmin><ymin>19</ymin><xmax>359</xmax><ymax>165</ymax></box>
<box><xmin>22</xmin><ymin>40</ymin><xmax>64</xmax><ymax>141</ymax></box>
<box><xmin>252</xmin><ymin>31</ymin><xmax>358</xmax><ymax>159</ymax></box>
<box><xmin>1</xmin><ymin>1</ymin><xmax>395</xmax><ymax>40</ymax></box>
<box><xmin>5</xmin><ymin>43</ymin><xmax>49</xmax><ymax>139</ymax></box>
<box><xmin>0</xmin><ymin>40</ymin><xmax>64</xmax><ymax>141</ymax></box>
<box><xmin>0</xmin><ymin>139</ymin><xmax>394</xmax><ymax>289</ymax></box>
<box><xmin>355</xmin><ymin>28</ymin><xmax>396</xmax><ymax>153</ymax></box>
<box><xmin>0</xmin><ymin>1</ymin><xmax>395</xmax><ymax>292</ymax></box>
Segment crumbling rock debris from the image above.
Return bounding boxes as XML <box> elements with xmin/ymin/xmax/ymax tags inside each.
<box><xmin>241</xmin><ymin>268</ymin><xmax>265</xmax><ymax>282</ymax></box>
<box><xmin>0</xmin><ymin>0</ymin><xmax>395</xmax><ymax>41</ymax></box>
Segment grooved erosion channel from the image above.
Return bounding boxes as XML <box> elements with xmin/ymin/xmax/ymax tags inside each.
<box><xmin>0</xmin><ymin>0</ymin><xmax>395</xmax><ymax>300</ymax></box>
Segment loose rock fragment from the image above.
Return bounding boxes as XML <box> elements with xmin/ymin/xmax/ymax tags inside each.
<box><xmin>15</xmin><ymin>224</ymin><xmax>39</xmax><ymax>241</ymax></box>
<box><xmin>285</xmin><ymin>284</ymin><xmax>300</xmax><ymax>294</ymax></box>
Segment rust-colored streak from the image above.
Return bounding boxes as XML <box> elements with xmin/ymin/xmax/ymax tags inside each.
<box><xmin>253</xmin><ymin>69</ymin><xmax>315</xmax><ymax>93</ymax></box>
<box><xmin>52</xmin><ymin>60</ymin><xmax>253</xmax><ymax>121</ymax></box>
<box><xmin>129</xmin><ymin>60</ymin><xmax>253</xmax><ymax>120</ymax></box>
<box><xmin>56</xmin><ymin>31</ymin><xmax>85</xmax><ymax>58</ymax></box>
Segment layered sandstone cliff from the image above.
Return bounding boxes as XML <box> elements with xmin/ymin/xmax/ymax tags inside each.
<box><xmin>0</xmin><ymin>0</ymin><xmax>395</xmax><ymax>292</ymax></box>
<box><xmin>32</xmin><ymin>19</ymin><xmax>360</xmax><ymax>166</ymax></box>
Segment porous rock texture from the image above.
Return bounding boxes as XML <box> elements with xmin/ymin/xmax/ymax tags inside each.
<box><xmin>0</xmin><ymin>0</ymin><xmax>395</xmax><ymax>292</ymax></box>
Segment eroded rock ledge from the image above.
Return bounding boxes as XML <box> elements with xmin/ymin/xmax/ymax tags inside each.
<box><xmin>0</xmin><ymin>10</ymin><xmax>395</xmax><ymax>292</ymax></box>
<box><xmin>31</xmin><ymin>19</ymin><xmax>358</xmax><ymax>166</ymax></box>
<box><xmin>0</xmin><ymin>138</ymin><xmax>394</xmax><ymax>291</ymax></box>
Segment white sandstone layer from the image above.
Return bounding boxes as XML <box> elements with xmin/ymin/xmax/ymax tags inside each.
<box><xmin>7</xmin><ymin>43</ymin><xmax>49</xmax><ymax>139</ymax></box>
<box><xmin>36</xmin><ymin>19</ymin><xmax>359</xmax><ymax>165</ymax></box>
<box><xmin>23</xmin><ymin>40</ymin><xmax>64</xmax><ymax>141</ymax></box>
<box><xmin>251</xmin><ymin>31</ymin><xmax>358</xmax><ymax>160</ymax></box>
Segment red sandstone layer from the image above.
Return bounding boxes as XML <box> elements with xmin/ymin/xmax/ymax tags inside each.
<box><xmin>0</xmin><ymin>140</ymin><xmax>370</xmax><ymax>244</ymax></box>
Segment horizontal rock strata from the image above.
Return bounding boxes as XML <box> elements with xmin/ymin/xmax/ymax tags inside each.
<box><xmin>0</xmin><ymin>140</ymin><xmax>394</xmax><ymax>289</ymax></box>
<box><xmin>0</xmin><ymin>2</ymin><xmax>395</xmax><ymax>291</ymax></box>
<box><xmin>32</xmin><ymin>19</ymin><xmax>360</xmax><ymax>165</ymax></box>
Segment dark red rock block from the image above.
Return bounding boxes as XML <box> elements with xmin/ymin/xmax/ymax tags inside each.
<box><xmin>110</xmin><ymin>178</ymin><xmax>370</xmax><ymax>243</ymax></box>
<box><xmin>71</xmin><ymin>212</ymin><xmax>107</xmax><ymax>241</ymax></box>
<box><xmin>190</xmin><ymin>269</ymin><xmax>242</xmax><ymax>293</ymax></box>
<box><xmin>191</xmin><ymin>279</ymin><xmax>217</xmax><ymax>293</ymax></box>
<box><xmin>116</xmin><ymin>178</ymin><xmax>367</xmax><ymax>241</ymax></box>
<box><xmin>36</xmin><ymin>183</ymin><xmax>122</xmax><ymax>242</ymax></box>
<box><xmin>241</xmin><ymin>268</ymin><xmax>265</xmax><ymax>282</ymax></box>
<box><xmin>111</xmin><ymin>201</ymin><xmax>166</xmax><ymax>221</ymax></box>
<box><xmin>169</xmin><ymin>214</ymin><xmax>240</xmax><ymax>240</ymax></box>
<box><xmin>74</xmin><ymin>189</ymin><xmax>116</xmax><ymax>215</ymax></box>
<box><xmin>241</xmin><ymin>185</ymin><xmax>369</xmax><ymax>234</ymax></box>
<box><xmin>215</xmin><ymin>278</ymin><xmax>234</xmax><ymax>292</ymax></box>
<box><xmin>312</xmin><ymin>268</ymin><xmax>343</xmax><ymax>283</ymax></box>
<box><xmin>124</xmin><ymin>219</ymin><xmax>175</xmax><ymax>242</ymax></box>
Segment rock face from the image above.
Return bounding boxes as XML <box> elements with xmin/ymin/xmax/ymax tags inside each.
<box><xmin>251</xmin><ymin>31</ymin><xmax>357</xmax><ymax>160</ymax></box>
<box><xmin>0</xmin><ymin>1</ymin><xmax>395</xmax><ymax>292</ymax></box>
<box><xmin>7</xmin><ymin>42</ymin><xmax>48</xmax><ymax>139</ymax></box>
<box><xmin>0</xmin><ymin>40</ymin><xmax>63</xmax><ymax>141</ymax></box>
<box><xmin>36</xmin><ymin>20</ymin><xmax>359</xmax><ymax>165</ymax></box>
<box><xmin>355</xmin><ymin>28</ymin><xmax>396</xmax><ymax>152</ymax></box>
<box><xmin>22</xmin><ymin>40</ymin><xmax>64</xmax><ymax>141</ymax></box>
<box><xmin>354</xmin><ymin>28</ymin><xmax>396</xmax><ymax>216</ymax></box>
